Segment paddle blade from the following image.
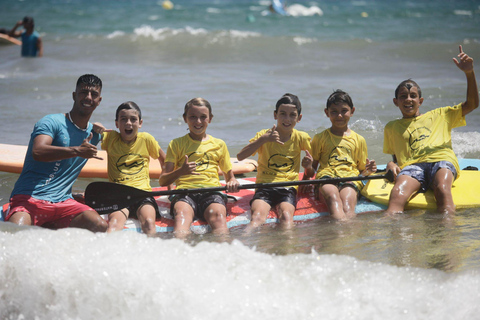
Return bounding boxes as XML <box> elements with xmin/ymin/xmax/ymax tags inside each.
<box><xmin>84</xmin><ymin>182</ymin><xmax>152</xmax><ymax>214</ymax></box>
<box><xmin>385</xmin><ymin>170</ymin><xmax>395</xmax><ymax>183</ymax></box>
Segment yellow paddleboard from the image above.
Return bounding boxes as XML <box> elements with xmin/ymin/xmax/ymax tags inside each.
<box><xmin>0</xmin><ymin>143</ymin><xmax>257</xmax><ymax>179</ymax></box>
<box><xmin>361</xmin><ymin>169</ymin><xmax>480</xmax><ymax>209</ymax></box>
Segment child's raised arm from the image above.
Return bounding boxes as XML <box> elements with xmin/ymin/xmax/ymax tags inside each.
<box><xmin>92</xmin><ymin>122</ymin><xmax>113</xmax><ymax>137</ymax></box>
<box><xmin>301</xmin><ymin>150</ymin><xmax>317</xmax><ymax>180</ymax></box>
<box><xmin>360</xmin><ymin>158</ymin><xmax>377</xmax><ymax>176</ymax></box>
<box><xmin>237</xmin><ymin>125</ymin><xmax>284</xmax><ymax>161</ymax></box>
<box><xmin>157</xmin><ymin>149</ymin><xmax>173</xmax><ymax>190</ymax></box>
<box><xmin>453</xmin><ymin>45</ymin><xmax>479</xmax><ymax>116</ymax></box>
<box><xmin>158</xmin><ymin>155</ymin><xmax>198</xmax><ymax>187</ymax></box>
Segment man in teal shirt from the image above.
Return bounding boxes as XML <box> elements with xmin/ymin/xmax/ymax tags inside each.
<box><xmin>6</xmin><ymin>75</ymin><xmax>108</xmax><ymax>232</ymax></box>
<box><xmin>9</xmin><ymin>16</ymin><xmax>43</xmax><ymax>57</ymax></box>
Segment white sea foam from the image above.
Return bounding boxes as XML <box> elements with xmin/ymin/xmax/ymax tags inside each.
<box><xmin>286</xmin><ymin>4</ymin><xmax>323</xmax><ymax>17</ymax></box>
<box><xmin>453</xmin><ymin>10</ymin><xmax>472</xmax><ymax>16</ymax></box>
<box><xmin>351</xmin><ymin>118</ymin><xmax>384</xmax><ymax>132</ymax></box>
<box><xmin>1</xmin><ymin>227</ymin><xmax>479</xmax><ymax>320</ymax></box>
<box><xmin>206</xmin><ymin>7</ymin><xmax>221</xmax><ymax>14</ymax></box>
<box><xmin>133</xmin><ymin>25</ymin><xmax>175</xmax><ymax>40</ymax></box>
<box><xmin>106</xmin><ymin>31</ymin><xmax>126</xmax><ymax>39</ymax></box>
<box><xmin>293</xmin><ymin>36</ymin><xmax>317</xmax><ymax>45</ymax></box>
<box><xmin>453</xmin><ymin>131</ymin><xmax>480</xmax><ymax>158</ymax></box>
<box><xmin>130</xmin><ymin>25</ymin><xmax>262</xmax><ymax>43</ymax></box>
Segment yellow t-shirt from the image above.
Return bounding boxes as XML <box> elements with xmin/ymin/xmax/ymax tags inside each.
<box><xmin>311</xmin><ymin>129</ymin><xmax>368</xmax><ymax>190</ymax></box>
<box><xmin>165</xmin><ymin>134</ymin><xmax>232</xmax><ymax>189</ymax></box>
<box><xmin>101</xmin><ymin>131</ymin><xmax>161</xmax><ymax>191</ymax></box>
<box><xmin>251</xmin><ymin>128</ymin><xmax>312</xmax><ymax>184</ymax></box>
<box><xmin>383</xmin><ymin>103</ymin><xmax>465</xmax><ymax>176</ymax></box>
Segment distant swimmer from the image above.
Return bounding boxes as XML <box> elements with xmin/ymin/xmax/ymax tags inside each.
<box><xmin>8</xmin><ymin>16</ymin><xmax>43</xmax><ymax>57</ymax></box>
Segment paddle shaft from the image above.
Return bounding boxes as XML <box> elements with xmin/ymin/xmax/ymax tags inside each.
<box><xmin>145</xmin><ymin>173</ymin><xmax>392</xmax><ymax>197</ymax></box>
<box><xmin>85</xmin><ymin>171</ymin><xmax>394</xmax><ymax>214</ymax></box>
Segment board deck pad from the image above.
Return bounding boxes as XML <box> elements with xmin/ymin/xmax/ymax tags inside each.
<box><xmin>362</xmin><ymin>159</ymin><xmax>480</xmax><ymax>210</ymax></box>
<box><xmin>0</xmin><ymin>177</ymin><xmax>386</xmax><ymax>233</ymax></box>
<box><xmin>4</xmin><ymin>160</ymin><xmax>479</xmax><ymax>232</ymax></box>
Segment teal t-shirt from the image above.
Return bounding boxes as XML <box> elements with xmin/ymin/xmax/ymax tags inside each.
<box><xmin>11</xmin><ymin>113</ymin><xmax>101</xmax><ymax>202</ymax></box>
<box><xmin>21</xmin><ymin>30</ymin><xmax>40</xmax><ymax>57</ymax></box>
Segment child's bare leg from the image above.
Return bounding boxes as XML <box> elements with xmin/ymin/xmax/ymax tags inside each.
<box><xmin>320</xmin><ymin>184</ymin><xmax>346</xmax><ymax>220</ymax></box>
<box><xmin>277</xmin><ymin>202</ymin><xmax>296</xmax><ymax>229</ymax></box>
<box><xmin>173</xmin><ymin>202</ymin><xmax>195</xmax><ymax>235</ymax></box>
<box><xmin>245</xmin><ymin>199</ymin><xmax>271</xmax><ymax>233</ymax></box>
<box><xmin>385</xmin><ymin>175</ymin><xmax>420</xmax><ymax>215</ymax></box>
<box><xmin>339</xmin><ymin>186</ymin><xmax>358</xmax><ymax>219</ymax></box>
<box><xmin>204</xmin><ymin>203</ymin><xmax>229</xmax><ymax>234</ymax></box>
<box><xmin>137</xmin><ymin>204</ymin><xmax>157</xmax><ymax>235</ymax></box>
<box><xmin>107</xmin><ymin>209</ymin><xmax>128</xmax><ymax>233</ymax></box>
<box><xmin>432</xmin><ymin>168</ymin><xmax>455</xmax><ymax>215</ymax></box>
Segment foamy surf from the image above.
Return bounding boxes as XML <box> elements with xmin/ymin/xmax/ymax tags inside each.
<box><xmin>1</xmin><ymin>226</ymin><xmax>479</xmax><ymax>320</ymax></box>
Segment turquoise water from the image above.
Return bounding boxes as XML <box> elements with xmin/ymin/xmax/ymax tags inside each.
<box><xmin>1</xmin><ymin>0</ymin><xmax>480</xmax><ymax>319</ymax></box>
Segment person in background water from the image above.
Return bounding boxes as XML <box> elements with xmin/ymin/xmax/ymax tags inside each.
<box><xmin>5</xmin><ymin>74</ymin><xmax>108</xmax><ymax>232</ymax></box>
<box><xmin>8</xmin><ymin>16</ymin><xmax>43</xmax><ymax>57</ymax></box>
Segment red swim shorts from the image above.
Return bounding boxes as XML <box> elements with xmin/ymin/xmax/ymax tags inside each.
<box><xmin>7</xmin><ymin>195</ymin><xmax>95</xmax><ymax>229</ymax></box>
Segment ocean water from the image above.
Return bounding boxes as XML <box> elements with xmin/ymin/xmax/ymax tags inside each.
<box><xmin>1</xmin><ymin>0</ymin><xmax>480</xmax><ymax>318</ymax></box>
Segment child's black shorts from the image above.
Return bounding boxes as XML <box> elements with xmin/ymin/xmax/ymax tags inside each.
<box><xmin>169</xmin><ymin>192</ymin><xmax>227</xmax><ymax>221</ymax></box>
<box><xmin>250</xmin><ymin>187</ymin><xmax>297</xmax><ymax>208</ymax></box>
<box><xmin>126</xmin><ymin>196</ymin><xmax>161</xmax><ymax>219</ymax></box>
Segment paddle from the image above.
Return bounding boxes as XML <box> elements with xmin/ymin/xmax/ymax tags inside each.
<box><xmin>84</xmin><ymin>171</ymin><xmax>394</xmax><ymax>214</ymax></box>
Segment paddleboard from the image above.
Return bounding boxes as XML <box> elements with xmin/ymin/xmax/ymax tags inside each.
<box><xmin>0</xmin><ymin>33</ymin><xmax>21</xmax><ymax>46</ymax></box>
<box><xmin>362</xmin><ymin>158</ymin><xmax>480</xmax><ymax>210</ymax></box>
<box><xmin>0</xmin><ymin>176</ymin><xmax>386</xmax><ymax>233</ymax></box>
<box><xmin>0</xmin><ymin>143</ymin><xmax>257</xmax><ymax>178</ymax></box>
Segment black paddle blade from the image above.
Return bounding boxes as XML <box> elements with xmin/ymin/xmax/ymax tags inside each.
<box><xmin>84</xmin><ymin>182</ymin><xmax>152</xmax><ymax>214</ymax></box>
<box><xmin>385</xmin><ymin>170</ymin><xmax>395</xmax><ymax>183</ymax></box>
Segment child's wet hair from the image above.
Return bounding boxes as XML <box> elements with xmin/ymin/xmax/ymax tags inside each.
<box><xmin>115</xmin><ymin>101</ymin><xmax>142</xmax><ymax>121</ymax></box>
<box><xmin>275</xmin><ymin>93</ymin><xmax>302</xmax><ymax>114</ymax></box>
<box><xmin>326</xmin><ymin>89</ymin><xmax>353</xmax><ymax>109</ymax></box>
<box><xmin>395</xmin><ymin>79</ymin><xmax>422</xmax><ymax>99</ymax></box>
<box><xmin>183</xmin><ymin>98</ymin><xmax>213</xmax><ymax>117</ymax></box>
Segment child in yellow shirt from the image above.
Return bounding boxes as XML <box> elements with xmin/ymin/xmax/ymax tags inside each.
<box><xmin>101</xmin><ymin>101</ymin><xmax>166</xmax><ymax>235</ymax></box>
<box><xmin>384</xmin><ymin>45</ymin><xmax>478</xmax><ymax>216</ymax></box>
<box><xmin>302</xmin><ymin>90</ymin><xmax>376</xmax><ymax>220</ymax></box>
<box><xmin>159</xmin><ymin>98</ymin><xmax>239</xmax><ymax>236</ymax></box>
<box><xmin>237</xmin><ymin>93</ymin><xmax>312</xmax><ymax>231</ymax></box>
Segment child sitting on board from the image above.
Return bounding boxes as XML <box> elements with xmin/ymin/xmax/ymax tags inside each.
<box><xmin>384</xmin><ymin>45</ymin><xmax>478</xmax><ymax>216</ymax></box>
<box><xmin>159</xmin><ymin>98</ymin><xmax>239</xmax><ymax>236</ymax></box>
<box><xmin>302</xmin><ymin>90</ymin><xmax>376</xmax><ymax>220</ymax></box>
<box><xmin>237</xmin><ymin>93</ymin><xmax>312</xmax><ymax>232</ymax></box>
<box><xmin>98</xmin><ymin>101</ymin><xmax>166</xmax><ymax>235</ymax></box>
